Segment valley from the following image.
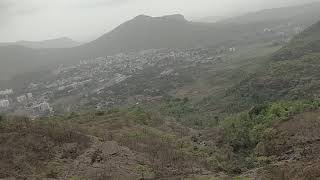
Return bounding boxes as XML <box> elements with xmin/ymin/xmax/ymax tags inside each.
<box><xmin>0</xmin><ymin>2</ymin><xmax>320</xmax><ymax>180</ymax></box>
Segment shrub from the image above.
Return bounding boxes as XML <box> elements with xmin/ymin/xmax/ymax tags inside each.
<box><xmin>0</xmin><ymin>117</ymin><xmax>91</xmax><ymax>178</ymax></box>
<box><xmin>222</xmin><ymin>100</ymin><xmax>320</xmax><ymax>152</ymax></box>
<box><xmin>136</xmin><ymin>164</ymin><xmax>154</xmax><ymax>179</ymax></box>
<box><xmin>126</xmin><ymin>106</ymin><xmax>151</xmax><ymax>125</ymax></box>
<box><xmin>95</xmin><ymin>111</ymin><xmax>105</xmax><ymax>116</ymax></box>
<box><xmin>0</xmin><ymin>114</ymin><xmax>4</xmax><ymax>128</ymax></box>
<box><xmin>161</xmin><ymin>98</ymin><xmax>195</xmax><ymax>121</ymax></box>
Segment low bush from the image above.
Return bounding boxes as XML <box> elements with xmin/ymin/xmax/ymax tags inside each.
<box><xmin>222</xmin><ymin>100</ymin><xmax>320</xmax><ymax>152</ymax></box>
<box><xmin>0</xmin><ymin>117</ymin><xmax>91</xmax><ymax>178</ymax></box>
<box><xmin>126</xmin><ymin>106</ymin><xmax>152</xmax><ymax>125</ymax></box>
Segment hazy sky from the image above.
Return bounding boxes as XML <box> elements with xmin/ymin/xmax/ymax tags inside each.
<box><xmin>0</xmin><ymin>0</ymin><xmax>318</xmax><ymax>42</ymax></box>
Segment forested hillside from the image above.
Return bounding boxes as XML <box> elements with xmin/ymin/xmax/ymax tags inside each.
<box><xmin>229</xmin><ymin>21</ymin><xmax>320</xmax><ymax>107</ymax></box>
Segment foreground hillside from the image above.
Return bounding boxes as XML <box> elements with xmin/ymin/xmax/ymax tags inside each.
<box><xmin>1</xmin><ymin>100</ymin><xmax>320</xmax><ymax>179</ymax></box>
<box><xmin>243</xmin><ymin>109</ymin><xmax>320</xmax><ymax>179</ymax></box>
<box><xmin>0</xmin><ymin>109</ymin><xmax>221</xmax><ymax>179</ymax></box>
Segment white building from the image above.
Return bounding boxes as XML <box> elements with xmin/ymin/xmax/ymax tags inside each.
<box><xmin>17</xmin><ymin>95</ymin><xmax>27</xmax><ymax>103</ymax></box>
<box><xmin>32</xmin><ymin>102</ymin><xmax>52</xmax><ymax>115</ymax></box>
<box><xmin>229</xmin><ymin>47</ymin><xmax>236</xmax><ymax>53</ymax></box>
<box><xmin>39</xmin><ymin>102</ymin><xmax>51</xmax><ymax>112</ymax></box>
<box><xmin>264</xmin><ymin>28</ymin><xmax>272</xmax><ymax>33</ymax></box>
<box><xmin>0</xmin><ymin>89</ymin><xmax>13</xmax><ymax>96</ymax></box>
<box><xmin>0</xmin><ymin>100</ymin><xmax>10</xmax><ymax>108</ymax></box>
<box><xmin>27</xmin><ymin>93</ymin><xmax>33</xmax><ymax>99</ymax></box>
<box><xmin>294</xmin><ymin>26</ymin><xmax>304</xmax><ymax>34</ymax></box>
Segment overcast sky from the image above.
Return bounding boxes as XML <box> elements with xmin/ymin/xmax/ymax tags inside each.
<box><xmin>0</xmin><ymin>0</ymin><xmax>318</xmax><ymax>42</ymax></box>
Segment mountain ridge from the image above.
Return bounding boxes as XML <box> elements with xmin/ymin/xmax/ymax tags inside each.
<box><xmin>220</xmin><ymin>2</ymin><xmax>320</xmax><ymax>25</ymax></box>
<box><xmin>0</xmin><ymin>37</ymin><xmax>81</xmax><ymax>49</ymax></box>
<box><xmin>1</xmin><ymin>3</ymin><xmax>320</xmax><ymax>80</ymax></box>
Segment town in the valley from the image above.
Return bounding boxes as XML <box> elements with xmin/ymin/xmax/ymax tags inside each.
<box><xmin>0</xmin><ymin>25</ymin><xmax>303</xmax><ymax>118</ymax></box>
<box><xmin>0</xmin><ymin>47</ymin><xmax>224</xmax><ymax>117</ymax></box>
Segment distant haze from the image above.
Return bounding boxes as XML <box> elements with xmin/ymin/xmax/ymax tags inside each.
<box><xmin>0</xmin><ymin>0</ymin><xmax>319</xmax><ymax>42</ymax></box>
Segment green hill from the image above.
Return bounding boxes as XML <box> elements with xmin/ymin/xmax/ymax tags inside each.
<box><xmin>228</xmin><ymin>20</ymin><xmax>320</xmax><ymax>108</ymax></box>
<box><xmin>272</xmin><ymin>20</ymin><xmax>320</xmax><ymax>60</ymax></box>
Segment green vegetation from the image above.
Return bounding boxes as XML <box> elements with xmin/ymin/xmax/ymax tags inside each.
<box><xmin>224</xmin><ymin>22</ymin><xmax>320</xmax><ymax>113</ymax></box>
<box><xmin>126</xmin><ymin>106</ymin><xmax>152</xmax><ymax>125</ymax></box>
<box><xmin>272</xmin><ymin>21</ymin><xmax>320</xmax><ymax>60</ymax></box>
<box><xmin>1</xmin><ymin>98</ymin><xmax>320</xmax><ymax>179</ymax></box>
<box><xmin>1</xmin><ymin>16</ymin><xmax>320</xmax><ymax>180</ymax></box>
<box><xmin>222</xmin><ymin>100</ymin><xmax>320</xmax><ymax>152</ymax></box>
<box><xmin>0</xmin><ymin>116</ymin><xmax>91</xmax><ymax>178</ymax></box>
<box><xmin>0</xmin><ymin>114</ymin><xmax>4</xmax><ymax>122</ymax></box>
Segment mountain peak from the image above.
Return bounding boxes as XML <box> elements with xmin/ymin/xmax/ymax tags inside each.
<box><xmin>161</xmin><ymin>14</ymin><xmax>186</xmax><ymax>21</ymax></box>
<box><xmin>133</xmin><ymin>14</ymin><xmax>186</xmax><ymax>22</ymax></box>
<box><xmin>133</xmin><ymin>14</ymin><xmax>152</xmax><ymax>20</ymax></box>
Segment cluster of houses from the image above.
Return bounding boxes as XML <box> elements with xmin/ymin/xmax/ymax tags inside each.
<box><xmin>0</xmin><ymin>88</ymin><xmax>53</xmax><ymax>117</ymax></box>
<box><xmin>0</xmin><ymin>99</ymin><xmax>10</xmax><ymax>108</ymax></box>
<box><xmin>41</xmin><ymin>48</ymin><xmax>218</xmax><ymax>94</ymax></box>
<box><xmin>16</xmin><ymin>93</ymin><xmax>33</xmax><ymax>103</ymax></box>
<box><xmin>0</xmin><ymin>89</ymin><xmax>14</xmax><ymax>109</ymax></box>
<box><xmin>0</xmin><ymin>89</ymin><xmax>13</xmax><ymax>96</ymax></box>
<box><xmin>0</xmin><ymin>22</ymin><xmax>307</xmax><ymax>117</ymax></box>
<box><xmin>1</xmin><ymin>47</ymin><xmax>232</xmax><ymax>115</ymax></box>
